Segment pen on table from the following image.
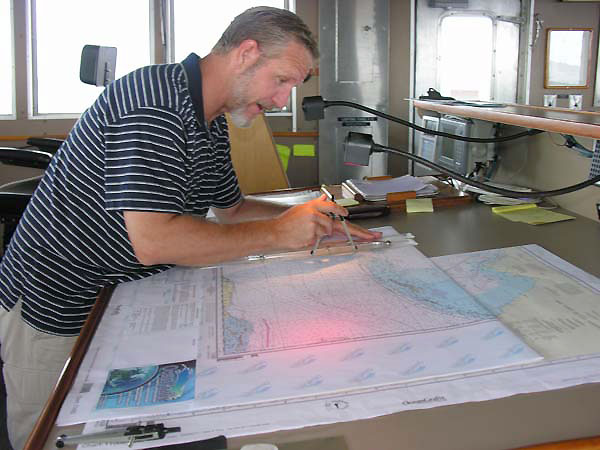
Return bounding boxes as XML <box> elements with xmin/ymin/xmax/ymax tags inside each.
<box><xmin>55</xmin><ymin>423</ymin><xmax>181</xmax><ymax>447</ymax></box>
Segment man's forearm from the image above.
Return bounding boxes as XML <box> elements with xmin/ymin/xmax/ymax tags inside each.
<box><xmin>124</xmin><ymin>197</ymin><xmax>380</xmax><ymax>268</ymax></box>
<box><xmin>126</xmin><ymin>211</ymin><xmax>285</xmax><ymax>267</ymax></box>
<box><xmin>212</xmin><ymin>196</ymin><xmax>289</xmax><ymax>223</ymax></box>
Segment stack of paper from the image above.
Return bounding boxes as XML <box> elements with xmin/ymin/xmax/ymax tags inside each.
<box><xmin>342</xmin><ymin>175</ymin><xmax>438</xmax><ymax>201</ymax></box>
<box><xmin>246</xmin><ymin>190</ymin><xmax>321</xmax><ymax>205</ymax></box>
<box><xmin>206</xmin><ymin>190</ymin><xmax>321</xmax><ymax>222</ymax></box>
<box><xmin>461</xmin><ymin>181</ymin><xmax>540</xmax><ymax>206</ymax></box>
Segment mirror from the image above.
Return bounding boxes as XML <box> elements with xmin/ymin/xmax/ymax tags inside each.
<box><xmin>545</xmin><ymin>28</ymin><xmax>593</xmax><ymax>89</ymax></box>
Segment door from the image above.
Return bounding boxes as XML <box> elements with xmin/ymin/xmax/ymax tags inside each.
<box><xmin>412</xmin><ymin>0</ymin><xmax>527</xmax><ymax>175</ymax></box>
<box><xmin>318</xmin><ymin>0</ymin><xmax>390</xmax><ymax>184</ymax></box>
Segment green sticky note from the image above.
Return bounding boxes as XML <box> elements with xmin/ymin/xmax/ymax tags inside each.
<box><xmin>406</xmin><ymin>198</ymin><xmax>434</xmax><ymax>213</ymax></box>
<box><xmin>293</xmin><ymin>144</ymin><xmax>315</xmax><ymax>157</ymax></box>
<box><xmin>276</xmin><ymin>144</ymin><xmax>291</xmax><ymax>171</ymax></box>
<box><xmin>335</xmin><ymin>198</ymin><xmax>359</xmax><ymax>207</ymax></box>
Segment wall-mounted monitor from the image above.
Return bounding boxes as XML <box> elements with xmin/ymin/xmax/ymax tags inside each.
<box><xmin>436</xmin><ymin>115</ymin><xmax>471</xmax><ymax>175</ymax></box>
<box><xmin>415</xmin><ymin>115</ymin><xmax>440</xmax><ymax>175</ymax></box>
<box><xmin>414</xmin><ymin>114</ymin><xmax>497</xmax><ymax>178</ymax></box>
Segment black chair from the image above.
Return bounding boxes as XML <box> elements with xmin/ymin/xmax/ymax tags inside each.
<box><xmin>0</xmin><ymin>45</ymin><xmax>115</xmax><ymax>254</ymax></box>
<box><xmin>0</xmin><ymin>138</ymin><xmax>63</xmax><ymax>252</ymax></box>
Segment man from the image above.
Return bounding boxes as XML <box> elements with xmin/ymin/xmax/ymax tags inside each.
<box><xmin>0</xmin><ymin>6</ymin><xmax>380</xmax><ymax>449</ymax></box>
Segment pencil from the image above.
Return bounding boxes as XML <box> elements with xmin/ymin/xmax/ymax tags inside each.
<box><xmin>310</xmin><ymin>236</ymin><xmax>322</xmax><ymax>255</ymax></box>
<box><xmin>320</xmin><ymin>184</ymin><xmax>334</xmax><ymax>202</ymax></box>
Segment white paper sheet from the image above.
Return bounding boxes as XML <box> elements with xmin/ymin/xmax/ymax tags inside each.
<box><xmin>432</xmin><ymin>244</ymin><xmax>600</xmax><ymax>358</ymax></box>
<box><xmin>59</xmin><ymin>228</ymin><xmax>539</xmax><ymax>428</ymax></box>
<box><xmin>68</xmin><ymin>242</ymin><xmax>600</xmax><ymax>449</ymax></box>
<box><xmin>77</xmin><ymin>351</ymin><xmax>600</xmax><ymax>449</ymax></box>
<box><xmin>344</xmin><ymin>176</ymin><xmax>439</xmax><ymax>201</ymax></box>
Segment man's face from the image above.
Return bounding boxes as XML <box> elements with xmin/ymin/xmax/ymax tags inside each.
<box><xmin>228</xmin><ymin>41</ymin><xmax>313</xmax><ymax>128</ymax></box>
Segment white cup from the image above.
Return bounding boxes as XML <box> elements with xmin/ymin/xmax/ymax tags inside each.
<box><xmin>240</xmin><ymin>444</ymin><xmax>279</xmax><ymax>450</ymax></box>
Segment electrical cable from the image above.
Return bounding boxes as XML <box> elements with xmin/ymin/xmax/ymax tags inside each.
<box><xmin>548</xmin><ymin>132</ymin><xmax>565</xmax><ymax>148</ymax></box>
<box><xmin>320</xmin><ymin>100</ymin><xmax>545</xmax><ymax>143</ymax></box>
<box><xmin>371</xmin><ymin>142</ymin><xmax>600</xmax><ymax>198</ymax></box>
<box><xmin>560</xmin><ymin>134</ymin><xmax>594</xmax><ymax>157</ymax></box>
<box><xmin>305</xmin><ymin>96</ymin><xmax>599</xmax><ymax>198</ymax></box>
<box><xmin>548</xmin><ymin>132</ymin><xmax>594</xmax><ymax>158</ymax></box>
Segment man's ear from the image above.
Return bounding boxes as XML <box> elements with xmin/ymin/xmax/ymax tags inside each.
<box><xmin>233</xmin><ymin>39</ymin><xmax>261</xmax><ymax>72</ymax></box>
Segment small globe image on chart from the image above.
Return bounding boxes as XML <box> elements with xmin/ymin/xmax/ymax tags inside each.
<box><xmin>101</xmin><ymin>365</ymin><xmax>160</xmax><ymax>395</ymax></box>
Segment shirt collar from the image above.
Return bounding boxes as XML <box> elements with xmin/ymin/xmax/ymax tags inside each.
<box><xmin>181</xmin><ymin>52</ymin><xmax>206</xmax><ymax>124</ymax></box>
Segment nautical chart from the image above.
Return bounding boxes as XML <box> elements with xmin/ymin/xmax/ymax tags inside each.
<box><xmin>176</xmin><ymin>243</ymin><xmax>539</xmax><ymax>411</ymax></box>
<box><xmin>432</xmin><ymin>244</ymin><xmax>600</xmax><ymax>359</ymax></box>
<box><xmin>59</xmin><ymin>237</ymin><xmax>543</xmax><ymax>426</ymax></box>
<box><xmin>65</xmin><ymin>239</ymin><xmax>600</xmax><ymax>448</ymax></box>
<box><xmin>217</xmin><ymin>244</ymin><xmax>496</xmax><ymax>358</ymax></box>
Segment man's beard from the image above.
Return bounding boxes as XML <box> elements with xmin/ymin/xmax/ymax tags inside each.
<box><xmin>229</xmin><ymin>105</ymin><xmax>254</xmax><ymax>128</ymax></box>
<box><xmin>228</xmin><ymin>62</ymin><xmax>262</xmax><ymax>128</ymax></box>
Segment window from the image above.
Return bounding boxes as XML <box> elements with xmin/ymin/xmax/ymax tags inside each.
<box><xmin>438</xmin><ymin>15</ymin><xmax>493</xmax><ymax>101</ymax></box>
<box><xmin>3</xmin><ymin>0</ymin><xmax>301</xmax><ymax>123</ymax></box>
<box><xmin>0</xmin><ymin>0</ymin><xmax>13</xmax><ymax>116</ymax></box>
<box><xmin>171</xmin><ymin>0</ymin><xmax>287</xmax><ymax>62</ymax></box>
<box><xmin>170</xmin><ymin>0</ymin><xmax>293</xmax><ymax>115</ymax></box>
<box><xmin>32</xmin><ymin>0</ymin><xmax>151</xmax><ymax>116</ymax></box>
<box><xmin>545</xmin><ymin>28</ymin><xmax>592</xmax><ymax>88</ymax></box>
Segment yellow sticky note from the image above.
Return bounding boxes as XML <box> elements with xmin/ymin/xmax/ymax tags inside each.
<box><xmin>517</xmin><ymin>208</ymin><xmax>575</xmax><ymax>225</ymax></box>
<box><xmin>335</xmin><ymin>198</ymin><xmax>359</xmax><ymax>207</ymax></box>
<box><xmin>406</xmin><ymin>198</ymin><xmax>434</xmax><ymax>213</ymax></box>
<box><xmin>293</xmin><ymin>144</ymin><xmax>315</xmax><ymax>157</ymax></box>
<box><xmin>492</xmin><ymin>204</ymin><xmax>537</xmax><ymax>214</ymax></box>
<box><xmin>276</xmin><ymin>144</ymin><xmax>290</xmax><ymax>171</ymax></box>
<box><xmin>492</xmin><ymin>204</ymin><xmax>575</xmax><ymax>225</ymax></box>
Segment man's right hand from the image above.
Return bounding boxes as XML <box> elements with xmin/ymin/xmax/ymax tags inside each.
<box><xmin>272</xmin><ymin>195</ymin><xmax>380</xmax><ymax>250</ymax></box>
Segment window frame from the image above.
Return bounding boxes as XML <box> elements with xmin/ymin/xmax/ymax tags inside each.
<box><xmin>436</xmin><ymin>11</ymin><xmax>496</xmax><ymax>101</ymax></box>
<box><xmin>162</xmin><ymin>0</ymin><xmax>299</xmax><ymax>128</ymax></box>
<box><xmin>27</xmin><ymin>0</ymin><xmax>156</xmax><ymax>119</ymax></box>
<box><xmin>1</xmin><ymin>0</ymin><xmax>302</xmax><ymax>135</ymax></box>
<box><xmin>0</xmin><ymin>0</ymin><xmax>16</xmax><ymax>120</ymax></box>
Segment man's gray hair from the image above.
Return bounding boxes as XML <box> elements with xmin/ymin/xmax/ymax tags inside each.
<box><xmin>212</xmin><ymin>6</ymin><xmax>318</xmax><ymax>60</ymax></box>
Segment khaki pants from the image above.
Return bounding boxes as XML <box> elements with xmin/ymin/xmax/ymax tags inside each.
<box><xmin>0</xmin><ymin>300</ymin><xmax>77</xmax><ymax>450</ymax></box>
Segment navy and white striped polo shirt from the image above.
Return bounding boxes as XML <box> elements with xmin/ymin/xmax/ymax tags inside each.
<box><xmin>0</xmin><ymin>53</ymin><xmax>242</xmax><ymax>336</ymax></box>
